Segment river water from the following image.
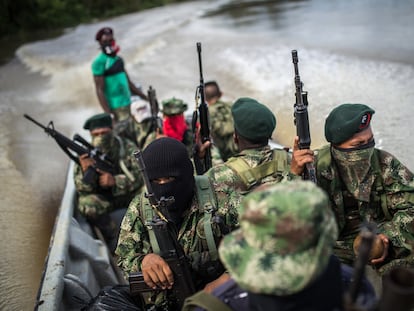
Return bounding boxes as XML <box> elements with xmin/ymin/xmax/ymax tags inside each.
<box><xmin>1</xmin><ymin>0</ymin><xmax>413</xmax><ymax>309</ymax></box>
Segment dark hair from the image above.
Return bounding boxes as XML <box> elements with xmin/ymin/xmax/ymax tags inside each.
<box><xmin>205</xmin><ymin>80</ymin><xmax>222</xmax><ymax>101</ymax></box>
<box><xmin>95</xmin><ymin>27</ymin><xmax>113</xmax><ymax>41</ymax></box>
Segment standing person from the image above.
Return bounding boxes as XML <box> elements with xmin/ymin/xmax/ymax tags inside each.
<box><xmin>292</xmin><ymin>103</ymin><xmax>414</xmax><ymax>287</ymax></box>
<box><xmin>74</xmin><ymin>113</ymin><xmax>143</xmax><ymax>252</ymax></box>
<box><xmin>206</xmin><ymin>97</ymin><xmax>293</xmax><ymax>202</ymax></box>
<box><xmin>183</xmin><ymin>181</ymin><xmax>376</xmax><ymax>311</ymax></box>
<box><xmin>92</xmin><ymin>27</ymin><xmax>148</xmax><ymax>122</ymax></box>
<box><xmin>115</xmin><ymin>137</ymin><xmax>240</xmax><ymax>310</ymax></box>
<box><xmin>204</xmin><ymin>81</ymin><xmax>237</xmax><ymax>162</ymax></box>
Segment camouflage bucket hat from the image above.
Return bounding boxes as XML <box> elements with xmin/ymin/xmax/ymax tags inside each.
<box><xmin>161</xmin><ymin>97</ymin><xmax>188</xmax><ymax>116</ymax></box>
<box><xmin>219</xmin><ymin>181</ymin><xmax>338</xmax><ymax>296</ymax></box>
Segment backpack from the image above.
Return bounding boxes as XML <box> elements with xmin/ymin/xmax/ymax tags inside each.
<box><xmin>225</xmin><ymin>149</ymin><xmax>289</xmax><ymax>192</ymax></box>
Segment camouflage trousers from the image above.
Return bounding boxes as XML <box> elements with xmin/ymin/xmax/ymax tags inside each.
<box><xmin>77</xmin><ymin>192</ymin><xmax>132</xmax><ymax>219</ymax></box>
<box><xmin>112</xmin><ymin>105</ymin><xmax>131</xmax><ymax>122</ymax></box>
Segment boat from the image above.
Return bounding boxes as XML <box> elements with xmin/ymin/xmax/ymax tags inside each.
<box><xmin>34</xmin><ymin>161</ymin><xmax>126</xmax><ymax>310</ymax></box>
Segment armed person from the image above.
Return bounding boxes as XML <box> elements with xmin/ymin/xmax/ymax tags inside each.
<box><xmin>183</xmin><ymin>181</ymin><xmax>376</xmax><ymax>311</ymax></box>
<box><xmin>92</xmin><ymin>27</ymin><xmax>148</xmax><ymax>122</ymax></box>
<box><xmin>292</xmin><ymin>103</ymin><xmax>414</xmax><ymax>293</ymax></box>
<box><xmin>117</xmin><ymin>87</ymin><xmax>161</xmax><ymax>149</ymax></box>
<box><xmin>206</xmin><ymin>97</ymin><xmax>298</xmax><ymax>202</ymax></box>
<box><xmin>161</xmin><ymin>97</ymin><xmax>193</xmax><ymax>156</ymax></box>
<box><xmin>204</xmin><ymin>80</ymin><xmax>238</xmax><ymax>162</ymax></box>
<box><xmin>74</xmin><ymin>113</ymin><xmax>143</xmax><ymax>252</ymax></box>
<box><xmin>115</xmin><ymin>137</ymin><xmax>240</xmax><ymax>310</ymax></box>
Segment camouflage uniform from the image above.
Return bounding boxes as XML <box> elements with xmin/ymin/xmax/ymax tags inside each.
<box><xmin>74</xmin><ymin>135</ymin><xmax>143</xmax><ymax>218</ymax></box>
<box><xmin>209</xmin><ymin>100</ymin><xmax>237</xmax><ymax>162</ymax></box>
<box><xmin>316</xmin><ymin>145</ymin><xmax>414</xmax><ymax>275</ymax></box>
<box><xmin>115</xmin><ymin>180</ymin><xmax>239</xmax><ymax>276</ymax></box>
<box><xmin>115</xmin><ymin>137</ymin><xmax>241</xmax><ymax>309</ymax></box>
<box><xmin>207</xmin><ymin>97</ymin><xmax>292</xmax><ymax>213</ymax></box>
<box><xmin>125</xmin><ymin>118</ymin><xmax>158</xmax><ymax>149</ymax></box>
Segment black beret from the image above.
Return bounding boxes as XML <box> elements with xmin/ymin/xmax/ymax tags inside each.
<box><xmin>325</xmin><ymin>103</ymin><xmax>375</xmax><ymax>144</ymax></box>
<box><xmin>231</xmin><ymin>97</ymin><xmax>276</xmax><ymax>141</ymax></box>
<box><xmin>83</xmin><ymin>113</ymin><xmax>113</xmax><ymax>131</ymax></box>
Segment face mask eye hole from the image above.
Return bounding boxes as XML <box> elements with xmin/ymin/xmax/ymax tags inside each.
<box><xmin>153</xmin><ymin>177</ymin><xmax>175</xmax><ymax>185</ymax></box>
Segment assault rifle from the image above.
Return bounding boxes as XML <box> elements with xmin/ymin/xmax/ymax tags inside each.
<box><xmin>129</xmin><ymin>150</ymin><xmax>196</xmax><ymax>309</ymax></box>
<box><xmin>147</xmin><ymin>85</ymin><xmax>163</xmax><ymax>134</ymax></box>
<box><xmin>24</xmin><ymin>114</ymin><xmax>114</xmax><ymax>184</ymax></box>
<box><xmin>192</xmin><ymin>42</ymin><xmax>212</xmax><ymax>175</ymax></box>
<box><xmin>291</xmin><ymin>50</ymin><xmax>317</xmax><ymax>183</ymax></box>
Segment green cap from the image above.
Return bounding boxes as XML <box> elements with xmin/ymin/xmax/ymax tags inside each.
<box><xmin>325</xmin><ymin>103</ymin><xmax>375</xmax><ymax>144</ymax></box>
<box><xmin>83</xmin><ymin>113</ymin><xmax>112</xmax><ymax>130</ymax></box>
<box><xmin>219</xmin><ymin>180</ymin><xmax>338</xmax><ymax>296</ymax></box>
<box><xmin>231</xmin><ymin>97</ymin><xmax>276</xmax><ymax>142</ymax></box>
<box><xmin>161</xmin><ymin>97</ymin><xmax>188</xmax><ymax>116</ymax></box>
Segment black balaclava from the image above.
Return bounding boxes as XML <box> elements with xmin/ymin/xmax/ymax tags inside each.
<box><xmin>142</xmin><ymin>137</ymin><xmax>195</xmax><ymax>228</ymax></box>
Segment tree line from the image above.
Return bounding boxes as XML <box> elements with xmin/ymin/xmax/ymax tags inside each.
<box><xmin>0</xmin><ymin>0</ymin><xmax>187</xmax><ymax>37</ymax></box>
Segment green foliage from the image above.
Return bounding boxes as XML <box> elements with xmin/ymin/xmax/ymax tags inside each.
<box><xmin>0</xmin><ymin>0</ymin><xmax>188</xmax><ymax>36</ymax></box>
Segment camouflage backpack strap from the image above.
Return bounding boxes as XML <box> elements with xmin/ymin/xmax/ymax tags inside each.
<box><xmin>226</xmin><ymin>149</ymin><xmax>288</xmax><ymax>190</ymax></box>
<box><xmin>114</xmin><ymin>135</ymin><xmax>136</xmax><ymax>182</ymax></box>
<box><xmin>182</xmin><ymin>290</ymin><xmax>233</xmax><ymax>311</ymax></box>
<box><xmin>139</xmin><ymin>194</ymin><xmax>161</xmax><ymax>254</ymax></box>
<box><xmin>194</xmin><ymin>175</ymin><xmax>218</xmax><ymax>261</ymax></box>
<box><xmin>371</xmin><ymin>149</ymin><xmax>391</xmax><ymax>220</ymax></box>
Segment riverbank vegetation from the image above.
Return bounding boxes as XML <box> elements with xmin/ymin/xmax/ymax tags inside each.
<box><xmin>0</xmin><ymin>0</ymin><xmax>188</xmax><ymax>63</ymax></box>
<box><xmin>1</xmin><ymin>0</ymin><xmax>187</xmax><ymax>35</ymax></box>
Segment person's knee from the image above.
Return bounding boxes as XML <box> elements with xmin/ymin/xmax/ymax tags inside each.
<box><xmin>78</xmin><ymin>194</ymin><xmax>111</xmax><ymax>219</ymax></box>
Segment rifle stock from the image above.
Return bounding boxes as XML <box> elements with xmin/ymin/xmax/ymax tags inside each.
<box><xmin>291</xmin><ymin>50</ymin><xmax>317</xmax><ymax>183</ymax></box>
<box><xmin>24</xmin><ymin>114</ymin><xmax>114</xmax><ymax>184</ymax></box>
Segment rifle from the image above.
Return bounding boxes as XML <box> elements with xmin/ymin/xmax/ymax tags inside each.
<box><xmin>291</xmin><ymin>50</ymin><xmax>317</xmax><ymax>183</ymax></box>
<box><xmin>192</xmin><ymin>42</ymin><xmax>212</xmax><ymax>175</ymax></box>
<box><xmin>147</xmin><ymin>85</ymin><xmax>163</xmax><ymax>134</ymax></box>
<box><xmin>347</xmin><ymin>223</ymin><xmax>376</xmax><ymax>307</ymax></box>
<box><xmin>129</xmin><ymin>150</ymin><xmax>196</xmax><ymax>309</ymax></box>
<box><xmin>345</xmin><ymin>223</ymin><xmax>414</xmax><ymax>311</ymax></box>
<box><xmin>24</xmin><ymin>114</ymin><xmax>114</xmax><ymax>184</ymax></box>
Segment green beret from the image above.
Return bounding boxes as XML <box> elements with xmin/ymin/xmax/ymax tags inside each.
<box><xmin>161</xmin><ymin>97</ymin><xmax>188</xmax><ymax>116</ymax></box>
<box><xmin>325</xmin><ymin>103</ymin><xmax>375</xmax><ymax>144</ymax></box>
<box><xmin>231</xmin><ymin>97</ymin><xmax>276</xmax><ymax>141</ymax></box>
<box><xmin>83</xmin><ymin>113</ymin><xmax>112</xmax><ymax>131</ymax></box>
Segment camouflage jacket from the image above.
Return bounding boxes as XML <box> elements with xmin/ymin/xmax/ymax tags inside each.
<box><xmin>316</xmin><ymin>145</ymin><xmax>414</xmax><ymax>274</ymax></box>
<box><xmin>73</xmin><ymin>135</ymin><xmax>143</xmax><ymax>197</ymax></box>
<box><xmin>209</xmin><ymin>100</ymin><xmax>237</xmax><ymax>162</ymax></box>
<box><xmin>115</xmin><ymin>178</ymin><xmax>240</xmax><ymax>278</ymax></box>
<box><xmin>206</xmin><ymin>146</ymin><xmax>291</xmax><ymax>208</ymax></box>
<box><xmin>115</xmin><ymin>117</ymin><xmax>158</xmax><ymax>150</ymax></box>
